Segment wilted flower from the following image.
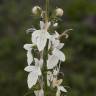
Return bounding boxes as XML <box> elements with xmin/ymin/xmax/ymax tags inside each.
<box><xmin>32</xmin><ymin>6</ymin><xmax>42</xmax><ymax>15</ymax></box>
<box><xmin>53</xmin><ymin>67</ymin><xmax>59</xmax><ymax>76</ymax></box>
<box><xmin>52</xmin><ymin>79</ymin><xmax>63</xmax><ymax>88</ymax></box>
<box><xmin>55</xmin><ymin>8</ymin><xmax>64</xmax><ymax>16</ymax></box>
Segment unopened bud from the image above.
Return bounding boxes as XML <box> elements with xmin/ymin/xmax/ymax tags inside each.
<box><xmin>53</xmin><ymin>23</ymin><xmax>58</xmax><ymax>27</ymax></box>
<box><xmin>55</xmin><ymin>8</ymin><xmax>64</xmax><ymax>16</ymax></box>
<box><xmin>32</xmin><ymin>6</ymin><xmax>42</xmax><ymax>15</ymax></box>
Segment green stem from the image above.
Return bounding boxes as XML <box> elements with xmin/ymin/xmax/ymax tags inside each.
<box><xmin>42</xmin><ymin>0</ymin><xmax>50</xmax><ymax>95</ymax></box>
<box><xmin>43</xmin><ymin>40</ymin><xmax>49</xmax><ymax>95</ymax></box>
<box><xmin>45</xmin><ymin>0</ymin><xmax>49</xmax><ymax>22</ymax></box>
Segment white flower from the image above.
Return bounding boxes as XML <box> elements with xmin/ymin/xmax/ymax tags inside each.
<box><xmin>32</xmin><ymin>21</ymin><xmax>51</xmax><ymax>51</ymax></box>
<box><xmin>56</xmin><ymin>86</ymin><xmax>67</xmax><ymax>96</ymax></box>
<box><xmin>56</xmin><ymin>8</ymin><xmax>64</xmax><ymax>16</ymax></box>
<box><xmin>24</xmin><ymin>58</ymin><xmax>43</xmax><ymax>89</ymax></box>
<box><xmin>47</xmin><ymin>54</ymin><xmax>59</xmax><ymax>69</ymax></box>
<box><xmin>47</xmin><ymin>31</ymin><xmax>65</xmax><ymax>69</ymax></box>
<box><xmin>52</xmin><ymin>48</ymin><xmax>65</xmax><ymax>61</ymax></box>
<box><xmin>47</xmin><ymin>48</ymin><xmax>65</xmax><ymax>69</ymax></box>
<box><xmin>32</xmin><ymin>6</ymin><xmax>42</xmax><ymax>15</ymax></box>
<box><xmin>49</xmin><ymin>31</ymin><xmax>64</xmax><ymax>49</ymax></box>
<box><xmin>34</xmin><ymin>89</ymin><xmax>44</xmax><ymax>96</ymax></box>
<box><xmin>24</xmin><ymin>65</ymin><xmax>42</xmax><ymax>89</ymax></box>
<box><xmin>52</xmin><ymin>39</ymin><xmax>64</xmax><ymax>49</ymax></box>
<box><xmin>23</xmin><ymin>44</ymin><xmax>34</xmax><ymax>65</ymax></box>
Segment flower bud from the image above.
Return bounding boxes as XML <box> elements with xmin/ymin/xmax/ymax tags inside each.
<box><xmin>55</xmin><ymin>8</ymin><xmax>64</xmax><ymax>16</ymax></box>
<box><xmin>32</xmin><ymin>6</ymin><xmax>42</xmax><ymax>15</ymax></box>
<box><xmin>53</xmin><ymin>23</ymin><xmax>58</xmax><ymax>27</ymax></box>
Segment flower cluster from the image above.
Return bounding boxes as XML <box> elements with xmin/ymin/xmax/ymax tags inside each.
<box><xmin>24</xmin><ymin>5</ymin><xmax>71</xmax><ymax>96</ymax></box>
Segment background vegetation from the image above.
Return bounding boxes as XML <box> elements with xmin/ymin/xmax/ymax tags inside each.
<box><xmin>0</xmin><ymin>0</ymin><xmax>96</xmax><ymax>96</ymax></box>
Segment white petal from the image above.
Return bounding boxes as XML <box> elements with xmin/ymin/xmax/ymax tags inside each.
<box><xmin>46</xmin><ymin>22</ymin><xmax>51</xmax><ymax>29</ymax></box>
<box><xmin>39</xmin><ymin>89</ymin><xmax>44</xmax><ymax>96</ymax></box>
<box><xmin>52</xmin><ymin>49</ymin><xmax>65</xmax><ymax>61</ymax></box>
<box><xmin>40</xmin><ymin>21</ymin><xmax>45</xmax><ymax>30</ymax></box>
<box><xmin>48</xmin><ymin>40</ymin><xmax>51</xmax><ymax>49</ymax></box>
<box><xmin>34</xmin><ymin>90</ymin><xmax>39</xmax><ymax>96</ymax></box>
<box><xmin>34</xmin><ymin>58</ymin><xmax>43</xmax><ymax>68</ymax></box>
<box><xmin>37</xmin><ymin>67</ymin><xmax>42</xmax><ymax>76</ymax></box>
<box><xmin>56</xmin><ymin>90</ymin><xmax>61</xmax><ymax>96</ymax></box>
<box><xmin>32</xmin><ymin>30</ymin><xmax>49</xmax><ymax>51</ymax></box>
<box><xmin>52</xmin><ymin>39</ymin><xmax>64</xmax><ymax>49</ymax></box>
<box><xmin>53</xmin><ymin>40</ymin><xmax>60</xmax><ymax>48</ymax></box>
<box><xmin>58</xmin><ymin>86</ymin><xmax>67</xmax><ymax>92</ymax></box>
<box><xmin>49</xmin><ymin>31</ymin><xmax>59</xmax><ymax>42</ymax></box>
<box><xmin>37</xmin><ymin>32</ymin><xmax>47</xmax><ymax>51</ymax></box>
<box><xmin>40</xmin><ymin>21</ymin><xmax>51</xmax><ymax>30</ymax></box>
<box><xmin>39</xmin><ymin>58</ymin><xmax>43</xmax><ymax>68</ymax></box>
<box><xmin>27</xmin><ymin>50</ymin><xmax>33</xmax><ymax>65</ymax></box>
<box><xmin>34</xmin><ymin>58</ymin><xmax>39</xmax><ymax>66</ymax></box>
<box><xmin>34</xmin><ymin>89</ymin><xmax>44</xmax><ymax>96</ymax></box>
<box><xmin>27</xmin><ymin>72</ymin><xmax>38</xmax><ymax>89</ymax></box>
<box><xmin>24</xmin><ymin>65</ymin><xmax>41</xmax><ymax>75</ymax></box>
<box><xmin>23</xmin><ymin>44</ymin><xmax>33</xmax><ymax>50</ymax></box>
<box><xmin>32</xmin><ymin>30</ymin><xmax>41</xmax><ymax>45</ymax></box>
<box><xmin>54</xmin><ymin>31</ymin><xmax>60</xmax><ymax>38</ymax></box>
<box><xmin>45</xmin><ymin>31</ymin><xmax>51</xmax><ymax>39</ymax></box>
<box><xmin>24</xmin><ymin>66</ymin><xmax>36</xmax><ymax>72</ymax></box>
<box><xmin>47</xmin><ymin>55</ymin><xmax>59</xmax><ymax>69</ymax></box>
<box><xmin>56</xmin><ymin>43</ymin><xmax>64</xmax><ymax>49</ymax></box>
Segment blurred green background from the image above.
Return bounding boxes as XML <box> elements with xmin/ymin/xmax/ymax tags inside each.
<box><xmin>0</xmin><ymin>0</ymin><xmax>96</xmax><ymax>96</ymax></box>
